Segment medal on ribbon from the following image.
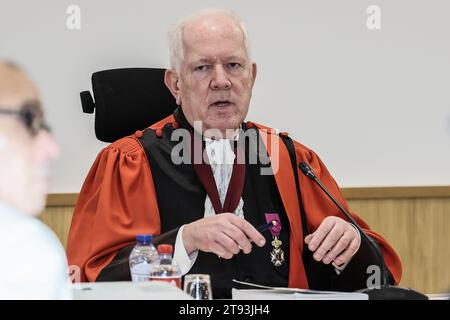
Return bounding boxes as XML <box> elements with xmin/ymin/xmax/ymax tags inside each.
<box><xmin>265</xmin><ymin>213</ymin><xmax>284</xmax><ymax>267</ymax></box>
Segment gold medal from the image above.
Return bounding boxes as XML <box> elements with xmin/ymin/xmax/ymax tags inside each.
<box><xmin>270</xmin><ymin>236</ymin><xmax>285</xmax><ymax>267</ymax></box>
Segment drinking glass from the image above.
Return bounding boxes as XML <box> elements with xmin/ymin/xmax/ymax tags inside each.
<box><xmin>183</xmin><ymin>274</ymin><xmax>213</xmax><ymax>300</ymax></box>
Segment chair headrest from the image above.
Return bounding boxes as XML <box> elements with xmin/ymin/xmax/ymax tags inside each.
<box><xmin>80</xmin><ymin>68</ymin><xmax>177</xmax><ymax>142</ymax></box>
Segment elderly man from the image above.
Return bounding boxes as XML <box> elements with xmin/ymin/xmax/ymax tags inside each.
<box><xmin>0</xmin><ymin>61</ymin><xmax>70</xmax><ymax>299</ymax></box>
<box><xmin>67</xmin><ymin>9</ymin><xmax>401</xmax><ymax>298</ymax></box>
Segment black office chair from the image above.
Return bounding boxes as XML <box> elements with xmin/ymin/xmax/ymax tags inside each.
<box><xmin>80</xmin><ymin>68</ymin><xmax>177</xmax><ymax>142</ymax></box>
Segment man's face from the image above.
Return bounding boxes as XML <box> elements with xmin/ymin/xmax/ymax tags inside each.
<box><xmin>0</xmin><ymin>64</ymin><xmax>59</xmax><ymax>215</ymax></box>
<box><xmin>167</xmin><ymin>15</ymin><xmax>257</xmax><ymax>136</ymax></box>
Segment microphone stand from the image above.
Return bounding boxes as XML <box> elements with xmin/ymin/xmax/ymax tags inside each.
<box><xmin>299</xmin><ymin>162</ymin><xmax>428</xmax><ymax>300</ymax></box>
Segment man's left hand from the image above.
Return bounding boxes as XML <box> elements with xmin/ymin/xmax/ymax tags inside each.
<box><xmin>304</xmin><ymin>216</ymin><xmax>361</xmax><ymax>267</ymax></box>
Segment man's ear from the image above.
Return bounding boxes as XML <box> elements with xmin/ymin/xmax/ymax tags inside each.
<box><xmin>251</xmin><ymin>62</ymin><xmax>257</xmax><ymax>88</ymax></box>
<box><xmin>164</xmin><ymin>69</ymin><xmax>182</xmax><ymax>105</ymax></box>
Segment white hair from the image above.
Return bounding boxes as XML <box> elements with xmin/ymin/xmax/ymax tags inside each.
<box><xmin>167</xmin><ymin>8</ymin><xmax>251</xmax><ymax>74</ymax></box>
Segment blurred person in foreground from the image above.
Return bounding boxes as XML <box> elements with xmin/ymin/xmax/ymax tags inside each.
<box><xmin>0</xmin><ymin>61</ymin><xmax>71</xmax><ymax>299</ymax></box>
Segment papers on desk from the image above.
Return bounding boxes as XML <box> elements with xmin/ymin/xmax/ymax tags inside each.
<box><xmin>232</xmin><ymin>279</ymin><xmax>368</xmax><ymax>300</ymax></box>
<box><xmin>232</xmin><ymin>289</ymin><xmax>368</xmax><ymax>300</ymax></box>
<box><xmin>71</xmin><ymin>281</ymin><xmax>193</xmax><ymax>300</ymax></box>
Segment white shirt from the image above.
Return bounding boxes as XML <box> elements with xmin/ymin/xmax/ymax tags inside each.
<box><xmin>0</xmin><ymin>202</ymin><xmax>72</xmax><ymax>299</ymax></box>
<box><xmin>172</xmin><ymin>138</ymin><xmax>359</xmax><ymax>275</ymax></box>
<box><xmin>174</xmin><ymin>138</ymin><xmax>240</xmax><ymax>274</ymax></box>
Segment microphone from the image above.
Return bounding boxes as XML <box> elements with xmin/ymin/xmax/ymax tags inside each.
<box><xmin>299</xmin><ymin>161</ymin><xmax>428</xmax><ymax>300</ymax></box>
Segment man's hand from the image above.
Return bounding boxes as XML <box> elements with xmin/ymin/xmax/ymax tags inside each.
<box><xmin>182</xmin><ymin>213</ymin><xmax>266</xmax><ymax>258</ymax></box>
<box><xmin>304</xmin><ymin>216</ymin><xmax>361</xmax><ymax>267</ymax></box>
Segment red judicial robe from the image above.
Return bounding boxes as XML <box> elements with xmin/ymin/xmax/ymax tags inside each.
<box><xmin>67</xmin><ymin>114</ymin><xmax>402</xmax><ymax>288</ymax></box>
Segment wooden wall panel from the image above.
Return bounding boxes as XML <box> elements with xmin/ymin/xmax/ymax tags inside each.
<box><xmin>39</xmin><ymin>206</ymin><xmax>73</xmax><ymax>249</ymax></box>
<box><xmin>38</xmin><ymin>188</ymin><xmax>450</xmax><ymax>294</ymax></box>
<box><xmin>347</xmin><ymin>198</ymin><xmax>450</xmax><ymax>294</ymax></box>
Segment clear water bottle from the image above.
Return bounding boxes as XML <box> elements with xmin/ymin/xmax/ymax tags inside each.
<box><xmin>129</xmin><ymin>234</ymin><xmax>158</xmax><ymax>282</ymax></box>
<box><xmin>149</xmin><ymin>244</ymin><xmax>182</xmax><ymax>288</ymax></box>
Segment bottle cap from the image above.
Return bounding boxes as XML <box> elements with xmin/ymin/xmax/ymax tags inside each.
<box><xmin>157</xmin><ymin>244</ymin><xmax>173</xmax><ymax>254</ymax></box>
<box><xmin>136</xmin><ymin>234</ymin><xmax>153</xmax><ymax>244</ymax></box>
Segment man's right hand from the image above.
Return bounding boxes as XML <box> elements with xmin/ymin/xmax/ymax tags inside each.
<box><xmin>182</xmin><ymin>213</ymin><xmax>266</xmax><ymax>258</ymax></box>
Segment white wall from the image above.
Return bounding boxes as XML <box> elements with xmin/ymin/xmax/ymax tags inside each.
<box><xmin>1</xmin><ymin>0</ymin><xmax>449</xmax><ymax>192</ymax></box>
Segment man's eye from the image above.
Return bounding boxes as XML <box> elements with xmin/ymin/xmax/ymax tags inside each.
<box><xmin>194</xmin><ymin>65</ymin><xmax>210</xmax><ymax>72</ymax></box>
<box><xmin>227</xmin><ymin>63</ymin><xmax>242</xmax><ymax>69</ymax></box>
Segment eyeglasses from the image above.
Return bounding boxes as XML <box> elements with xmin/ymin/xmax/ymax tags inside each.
<box><xmin>0</xmin><ymin>101</ymin><xmax>50</xmax><ymax>136</ymax></box>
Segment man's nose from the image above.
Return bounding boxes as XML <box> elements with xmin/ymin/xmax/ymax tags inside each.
<box><xmin>34</xmin><ymin>130</ymin><xmax>60</xmax><ymax>162</ymax></box>
<box><xmin>210</xmin><ymin>65</ymin><xmax>231</xmax><ymax>90</ymax></box>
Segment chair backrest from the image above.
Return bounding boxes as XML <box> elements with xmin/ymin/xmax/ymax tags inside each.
<box><xmin>80</xmin><ymin>68</ymin><xmax>177</xmax><ymax>142</ymax></box>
